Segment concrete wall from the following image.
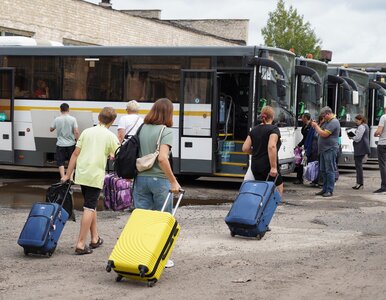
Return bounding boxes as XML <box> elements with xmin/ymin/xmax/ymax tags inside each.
<box><xmin>0</xmin><ymin>0</ymin><xmax>246</xmax><ymax>46</ymax></box>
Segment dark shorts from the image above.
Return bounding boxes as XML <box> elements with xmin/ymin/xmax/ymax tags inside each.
<box><xmin>252</xmin><ymin>171</ymin><xmax>283</xmax><ymax>186</ymax></box>
<box><xmin>56</xmin><ymin>145</ymin><xmax>75</xmax><ymax>167</ymax></box>
<box><xmin>80</xmin><ymin>185</ymin><xmax>101</xmax><ymax>210</ymax></box>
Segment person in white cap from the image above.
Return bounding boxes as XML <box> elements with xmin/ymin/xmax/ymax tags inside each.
<box><xmin>117</xmin><ymin>100</ymin><xmax>144</xmax><ymax>143</ymax></box>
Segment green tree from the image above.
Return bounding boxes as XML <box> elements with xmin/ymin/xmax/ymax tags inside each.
<box><xmin>261</xmin><ymin>0</ymin><xmax>322</xmax><ymax>58</ymax></box>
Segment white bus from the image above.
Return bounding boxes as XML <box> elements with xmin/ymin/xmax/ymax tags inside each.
<box><xmin>294</xmin><ymin>57</ymin><xmax>328</xmax><ymax>145</ymax></box>
<box><xmin>0</xmin><ymin>45</ymin><xmax>296</xmax><ymax>178</ymax></box>
<box><xmin>368</xmin><ymin>72</ymin><xmax>386</xmax><ymax>159</ymax></box>
<box><xmin>327</xmin><ymin>67</ymin><xmax>369</xmax><ymax>166</ymax></box>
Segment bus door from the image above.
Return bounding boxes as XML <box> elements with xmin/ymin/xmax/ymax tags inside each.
<box><xmin>0</xmin><ymin>68</ymin><xmax>14</xmax><ymax>164</ymax></box>
<box><xmin>179</xmin><ymin>70</ymin><xmax>216</xmax><ymax>174</ymax></box>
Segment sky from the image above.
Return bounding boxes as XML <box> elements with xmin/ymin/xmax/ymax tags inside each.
<box><xmin>85</xmin><ymin>0</ymin><xmax>386</xmax><ymax>63</ymax></box>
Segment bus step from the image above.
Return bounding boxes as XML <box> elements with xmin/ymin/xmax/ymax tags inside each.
<box><xmin>221</xmin><ymin>162</ymin><xmax>247</xmax><ymax>167</ymax></box>
<box><xmin>217</xmin><ymin>162</ymin><xmax>248</xmax><ymax>175</ymax></box>
<box><xmin>213</xmin><ymin>172</ymin><xmax>245</xmax><ymax>178</ymax></box>
<box><xmin>218</xmin><ymin>133</ymin><xmax>233</xmax><ymax>137</ymax></box>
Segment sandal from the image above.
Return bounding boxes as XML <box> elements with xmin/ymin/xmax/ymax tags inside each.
<box><xmin>89</xmin><ymin>237</ymin><xmax>104</xmax><ymax>249</ymax></box>
<box><xmin>75</xmin><ymin>246</ymin><xmax>93</xmax><ymax>255</ymax></box>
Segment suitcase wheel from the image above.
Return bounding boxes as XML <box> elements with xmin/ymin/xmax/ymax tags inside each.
<box><xmin>147</xmin><ymin>280</ymin><xmax>157</xmax><ymax>287</ymax></box>
<box><xmin>256</xmin><ymin>232</ymin><xmax>266</xmax><ymax>240</ymax></box>
<box><xmin>24</xmin><ymin>249</ymin><xmax>29</xmax><ymax>256</ymax></box>
<box><xmin>116</xmin><ymin>275</ymin><xmax>123</xmax><ymax>282</ymax></box>
<box><xmin>230</xmin><ymin>231</ymin><xmax>235</xmax><ymax>237</ymax></box>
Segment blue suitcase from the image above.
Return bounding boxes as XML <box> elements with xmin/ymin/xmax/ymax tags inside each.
<box><xmin>225</xmin><ymin>180</ymin><xmax>281</xmax><ymax>239</ymax></box>
<box><xmin>18</xmin><ymin>182</ymin><xmax>72</xmax><ymax>256</ymax></box>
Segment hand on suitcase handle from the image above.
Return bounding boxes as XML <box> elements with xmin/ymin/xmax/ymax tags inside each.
<box><xmin>169</xmin><ymin>188</ymin><xmax>185</xmax><ymax>195</ymax></box>
<box><xmin>162</xmin><ymin>189</ymin><xmax>185</xmax><ymax>216</ymax></box>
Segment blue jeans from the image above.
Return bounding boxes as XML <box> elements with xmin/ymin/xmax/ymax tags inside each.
<box><xmin>133</xmin><ymin>176</ymin><xmax>172</xmax><ymax>213</ymax></box>
<box><xmin>319</xmin><ymin>148</ymin><xmax>338</xmax><ymax>193</ymax></box>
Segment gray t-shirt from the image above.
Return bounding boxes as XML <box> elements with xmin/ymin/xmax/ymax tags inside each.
<box><xmin>318</xmin><ymin>117</ymin><xmax>340</xmax><ymax>154</ymax></box>
<box><xmin>378</xmin><ymin>114</ymin><xmax>386</xmax><ymax>145</ymax></box>
<box><xmin>51</xmin><ymin>114</ymin><xmax>78</xmax><ymax>147</ymax></box>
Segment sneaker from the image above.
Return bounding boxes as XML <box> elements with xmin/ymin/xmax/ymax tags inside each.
<box><xmin>315</xmin><ymin>190</ymin><xmax>325</xmax><ymax>196</ymax></box>
<box><xmin>165</xmin><ymin>259</ymin><xmax>174</xmax><ymax>268</ymax></box>
<box><xmin>322</xmin><ymin>192</ymin><xmax>333</xmax><ymax>197</ymax></box>
<box><xmin>373</xmin><ymin>188</ymin><xmax>386</xmax><ymax>193</ymax></box>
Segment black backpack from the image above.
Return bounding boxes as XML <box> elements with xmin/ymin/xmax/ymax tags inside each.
<box><xmin>114</xmin><ymin>124</ymin><xmax>144</xmax><ymax>179</ymax></box>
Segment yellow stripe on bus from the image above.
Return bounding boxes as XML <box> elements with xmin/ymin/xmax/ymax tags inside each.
<box><xmin>12</xmin><ymin>106</ymin><xmax>210</xmax><ymax>117</ymax></box>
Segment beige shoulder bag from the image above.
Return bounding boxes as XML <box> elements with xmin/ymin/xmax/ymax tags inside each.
<box><xmin>136</xmin><ymin>125</ymin><xmax>166</xmax><ymax>172</ymax></box>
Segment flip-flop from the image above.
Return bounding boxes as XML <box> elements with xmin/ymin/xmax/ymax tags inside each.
<box><xmin>89</xmin><ymin>237</ymin><xmax>104</xmax><ymax>249</ymax></box>
<box><xmin>75</xmin><ymin>246</ymin><xmax>93</xmax><ymax>255</ymax></box>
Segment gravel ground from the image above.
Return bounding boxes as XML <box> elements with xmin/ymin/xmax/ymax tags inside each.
<box><xmin>0</xmin><ymin>166</ymin><xmax>386</xmax><ymax>299</ymax></box>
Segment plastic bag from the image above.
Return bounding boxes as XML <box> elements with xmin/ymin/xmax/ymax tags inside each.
<box><xmin>303</xmin><ymin>161</ymin><xmax>319</xmax><ymax>182</ymax></box>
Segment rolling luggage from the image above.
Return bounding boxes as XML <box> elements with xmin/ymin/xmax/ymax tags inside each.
<box><xmin>225</xmin><ymin>179</ymin><xmax>281</xmax><ymax>239</ymax></box>
<box><xmin>17</xmin><ymin>182</ymin><xmax>72</xmax><ymax>256</ymax></box>
<box><xmin>103</xmin><ymin>173</ymin><xmax>133</xmax><ymax>211</ymax></box>
<box><xmin>106</xmin><ymin>189</ymin><xmax>185</xmax><ymax>286</ymax></box>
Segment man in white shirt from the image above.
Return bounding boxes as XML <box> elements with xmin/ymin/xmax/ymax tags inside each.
<box><xmin>117</xmin><ymin>100</ymin><xmax>144</xmax><ymax>143</ymax></box>
<box><xmin>374</xmin><ymin>105</ymin><xmax>386</xmax><ymax>193</ymax></box>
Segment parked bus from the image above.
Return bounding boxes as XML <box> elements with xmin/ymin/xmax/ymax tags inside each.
<box><xmin>327</xmin><ymin>67</ymin><xmax>369</xmax><ymax>166</ymax></box>
<box><xmin>0</xmin><ymin>45</ymin><xmax>296</xmax><ymax>178</ymax></box>
<box><xmin>294</xmin><ymin>57</ymin><xmax>328</xmax><ymax>145</ymax></box>
<box><xmin>368</xmin><ymin>71</ymin><xmax>386</xmax><ymax>159</ymax></box>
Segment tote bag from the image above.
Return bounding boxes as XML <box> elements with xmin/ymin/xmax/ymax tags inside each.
<box><xmin>136</xmin><ymin>126</ymin><xmax>166</xmax><ymax>172</ymax></box>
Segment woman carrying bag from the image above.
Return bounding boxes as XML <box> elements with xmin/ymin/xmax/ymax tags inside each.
<box><xmin>350</xmin><ymin>114</ymin><xmax>371</xmax><ymax>190</ymax></box>
<box><xmin>133</xmin><ymin>98</ymin><xmax>181</xmax><ymax>212</ymax></box>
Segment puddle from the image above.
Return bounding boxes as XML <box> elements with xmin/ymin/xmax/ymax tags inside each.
<box><xmin>0</xmin><ymin>181</ymin><xmax>104</xmax><ymax>211</ymax></box>
<box><xmin>0</xmin><ymin>178</ymin><xmax>231</xmax><ymax>211</ymax></box>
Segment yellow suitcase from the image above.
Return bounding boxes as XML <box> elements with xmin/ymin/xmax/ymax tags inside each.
<box><xmin>106</xmin><ymin>190</ymin><xmax>184</xmax><ymax>286</ymax></box>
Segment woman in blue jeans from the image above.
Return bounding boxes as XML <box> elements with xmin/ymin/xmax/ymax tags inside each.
<box><xmin>133</xmin><ymin>98</ymin><xmax>181</xmax><ymax>267</ymax></box>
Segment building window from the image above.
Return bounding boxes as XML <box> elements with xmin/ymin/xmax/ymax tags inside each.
<box><xmin>0</xmin><ymin>27</ymin><xmax>33</xmax><ymax>37</ymax></box>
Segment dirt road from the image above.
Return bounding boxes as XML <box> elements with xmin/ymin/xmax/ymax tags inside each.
<box><xmin>1</xmin><ymin>167</ymin><xmax>386</xmax><ymax>299</ymax></box>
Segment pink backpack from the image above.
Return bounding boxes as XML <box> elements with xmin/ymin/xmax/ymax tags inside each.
<box><xmin>103</xmin><ymin>174</ymin><xmax>133</xmax><ymax>211</ymax></box>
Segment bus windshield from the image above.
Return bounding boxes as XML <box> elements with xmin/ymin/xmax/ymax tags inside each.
<box><xmin>257</xmin><ymin>51</ymin><xmax>295</xmax><ymax>127</ymax></box>
<box><xmin>300</xmin><ymin>61</ymin><xmax>327</xmax><ymax>120</ymax></box>
<box><xmin>337</xmin><ymin>71</ymin><xmax>368</xmax><ymax>126</ymax></box>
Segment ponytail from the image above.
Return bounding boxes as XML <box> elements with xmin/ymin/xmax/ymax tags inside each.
<box><xmin>261</xmin><ymin>113</ymin><xmax>267</xmax><ymax>124</ymax></box>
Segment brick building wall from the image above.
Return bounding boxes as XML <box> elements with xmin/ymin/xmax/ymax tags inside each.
<box><xmin>0</xmin><ymin>0</ymin><xmax>247</xmax><ymax>46</ymax></box>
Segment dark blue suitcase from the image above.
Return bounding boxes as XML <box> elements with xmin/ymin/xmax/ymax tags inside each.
<box><xmin>225</xmin><ymin>180</ymin><xmax>281</xmax><ymax>239</ymax></box>
<box><xmin>18</xmin><ymin>182</ymin><xmax>72</xmax><ymax>256</ymax></box>
<box><xmin>18</xmin><ymin>202</ymin><xmax>69</xmax><ymax>256</ymax></box>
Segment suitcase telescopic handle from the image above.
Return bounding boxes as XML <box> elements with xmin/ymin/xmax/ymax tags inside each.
<box><xmin>60</xmin><ymin>180</ymin><xmax>73</xmax><ymax>207</ymax></box>
<box><xmin>161</xmin><ymin>189</ymin><xmax>185</xmax><ymax>216</ymax></box>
